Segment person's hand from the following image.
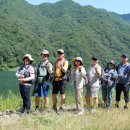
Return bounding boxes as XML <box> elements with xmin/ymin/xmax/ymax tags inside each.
<box><xmin>47</xmin><ymin>62</ymin><xmax>51</xmax><ymax>68</ymax></box>
<box><xmin>19</xmin><ymin>75</ymin><xmax>24</xmax><ymax>79</ymax></box>
<box><xmin>60</xmin><ymin>60</ymin><xmax>65</xmax><ymax>67</ymax></box>
<box><xmin>18</xmin><ymin>78</ymin><xmax>25</xmax><ymax>84</ymax></box>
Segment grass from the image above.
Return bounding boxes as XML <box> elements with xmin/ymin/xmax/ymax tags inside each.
<box><xmin>0</xmin><ymin>91</ymin><xmax>130</xmax><ymax>130</ymax></box>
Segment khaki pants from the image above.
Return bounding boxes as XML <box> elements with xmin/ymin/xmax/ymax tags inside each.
<box><xmin>75</xmin><ymin>88</ymin><xmax>83</xmax><ymax>111</ymax></box>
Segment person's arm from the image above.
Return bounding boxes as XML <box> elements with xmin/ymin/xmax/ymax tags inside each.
<box><xmin>47</xmin><ymin>62</ymin><xmax>53</xmax><ymax>74</ymax></box>
<box><xmin>19</xmin><ymin>66</ymin><xmax>35</xmax><ymax>82</ymax></box>
<box><xmin>23</xmin><ymin>73</ymin><xmax>35</xmax><ymax>81</ymax></box>
<box><xmin>16</xmin><ymin>71</ymin><xmax>20</xmax><ymax>78</ymax></box>
<box><xmin>61</xmin><ymin>60</ymin><xmax>68</xmax><ymax>73</ymax></box>
<box><xmin>16</xmin><ymin>65</ymin><xmax>24</xmax><ymax>78</ymax></box>
<box><xmin>95</xmin><ymin>65</ymin><xmax>102</xmax><ymax>77</ymax></box>
<box><xmin>124</xmin><ymin>65</ymin><xmax>130</xmax><ymax>75</ymax></box>
<box><xmin>79</xmin><ymin>66</ymin><xmax>86</xmax><ymax>77</ymax></box>
<box><xmin>113</xmin><ymin>70</ymin><xmax>118</xmax><ymax>80</ymax></box>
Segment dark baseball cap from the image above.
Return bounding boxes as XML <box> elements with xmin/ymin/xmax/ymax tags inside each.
<box><xmin>121</xmin><ymin>53</ymin><xmax>128</xmax><ymax>58</ymax></box>
<box><xmin>92</xmin><ymin>54</ymin><xmax>99</xmax><ymax>60</ymax></box>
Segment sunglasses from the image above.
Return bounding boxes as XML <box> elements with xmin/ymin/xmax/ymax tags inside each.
<box><xmin>108</xmin><ymin>63</ymin><xmax>114</xmax><ymax>65</ymax></box>
<box><xmin>41</xmin><ymin>54</ymin><xmax>48</xmax><ymax>57</ymax></box>
<box><xmin>92</xmin><ymin>58</ymin><xmax>97</xmax><ymax>61</ymax></box>
<box><xmin>58</xmin><ymin>52</ymin><xmax>63</xmax><ymax>55</ymax></box>
<box><xmin>75</xmin><ymin>60</ymin><xmax>80</xmax><ymax>62</ymax></box>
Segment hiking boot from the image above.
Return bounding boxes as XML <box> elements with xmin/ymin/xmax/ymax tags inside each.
<box><xmin>124</xmin><ymin>106</ymin><xmax>128</xmax><ymax>110</ymax></box>
<box><xmin>59</xmin><ymin>107</ymin><xmax>64</xmax><ymax>112</ymax></box>
<box><xmin>35</xmin><ymin>106</ymin><xmax>40</xmax><ymax>112</ymax></box>
<box><xmin>26</xmin><ymin>111</ymin><xmax>30</xmax><ymax>114</ymax></box>
<box><xmin>115</xmin><ymin>104</ymin><xmax>119</xmax><ymax>108</ymax></box>
<box><xmin>21</xmin><ymin>108</ymin><xmax>26</xmax><ymax>113</ymax></box>
<box><xmin>52</xmin><ymin>105</ymin><xmax>57</xmax><ymax>113</ymax></box>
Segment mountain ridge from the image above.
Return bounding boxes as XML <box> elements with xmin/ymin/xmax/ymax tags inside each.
<box><xmin>0</xmin><ymin>0</ymin><xmax>130</xmax><ymax>70</ymax></box>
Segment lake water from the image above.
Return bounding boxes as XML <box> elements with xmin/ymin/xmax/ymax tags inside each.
<box><xmin>0</xmin><ymin>71</ymin><xmax>74</xmax><ymax>96</ymax></box>
<box><xmin>0</xmin><ymin>71</ymin><xmax>18</xmax><ymax>95</ymax></box>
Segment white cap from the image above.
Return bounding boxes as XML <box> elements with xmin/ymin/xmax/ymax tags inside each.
<box><xmin>75</xmin><ymin>57</ymin><xmax>83</xmax><ymax>64</ymax></box>
<box><xmin>23</xmin><ymin>54</ymin><xmax>34</xmax><ymax>62</ymax></box>
<box><xmin>57</xmin><ymin>49</ymin><xmax>64</xmax><ymax>54</ymax></box>
<box><xmin>41</xmin><ymin>50</ymin><xmax>49</xmax><ymax>55</ymax></box>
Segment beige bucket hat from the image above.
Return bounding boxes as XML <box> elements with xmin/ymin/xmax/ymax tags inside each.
<box><xmin>23</xmin><ymin>54</ymin><xmax>34</xmax><ymax>62</ymax></box>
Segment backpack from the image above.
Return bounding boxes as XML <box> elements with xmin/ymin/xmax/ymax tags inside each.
<box><xmin>37</xmin><ymin>62</ymin><xmax>50</xmax><ymax>83</ymax></box>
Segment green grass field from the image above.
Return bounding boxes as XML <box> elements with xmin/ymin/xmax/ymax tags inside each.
<box><xmin>0</xmin><ymin>91</ymin><xmax>130</xmax><ymax>130</ymax></box>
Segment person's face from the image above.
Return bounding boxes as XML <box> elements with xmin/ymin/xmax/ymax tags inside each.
<box><xmin>41</xmin><ymin>54</ymin><xmax>48</xmax><ymax>61</ymax></box>
<box><xmin>121</xmin><ymin>56</ymin><xmax>128</xmax><ymax>64</ymax></box>
<box><xmin>75</xmin><ymin>60</ymin><xmax>81</xmax><ymax>66</ymax></box>
<box><xmin>57</xmin><ymin>52</ymin><xmax>64</xmax><ymax>59</ymax></box>
<box><xmin>108</xmin><ymin>63</ymin><xmax>114</xmax><ymax>69</ymax></box>
<box><xmin>91</xmin><ymin>58</ymin><xmax>98</xmax><ymax>65</ymax></box>
<box><xmin>24</xmin><ymin>57</ymin><xmax>30</xmax><ymax>65</ymax></box>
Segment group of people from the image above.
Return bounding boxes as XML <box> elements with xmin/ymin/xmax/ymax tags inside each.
<box><xmin>16</xmin><ymin>49</ymin><xmax>130</xmax><ymax>115</ymax></box>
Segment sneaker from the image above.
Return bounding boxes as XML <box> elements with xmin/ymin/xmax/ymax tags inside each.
<box><xmin>44</xmin><ymin>106</ymin><xmax>49</xmax><ymax>112</ymax></box>
<box><xmin>52</xmin><ymin>105</ymin><xmax>57</xmax><ymax>113</ymax></box>
<box><xmin>35</xmin><ymin>108</ymin><xmax>40</xmax><ymax>113</ymax></box>
<box><xmin>91</xmin><ymin>108</ymin><xmax>96</xmax><ymax>113</ymax></box>
<box><xmin>77</xmin><ymin>110</ymin><xmax>84</xmax><ymax>115</ymax></box>
<box><xmin>59</xmin><ymin>107</ymin><xmax>64</xmax><ymax>112</ymax></box>
<box><xmin>124</xmin><ymin>106</ymin><xmax>128</xmax><ymax>110</ymax></box>
<box><xmin>115</xmin><ymin>104</ymin><xmax>119</xmax><ymax>108</ymax></box>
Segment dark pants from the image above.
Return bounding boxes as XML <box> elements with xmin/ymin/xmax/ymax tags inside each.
<box><xmin>52</xmin><ymin>80</ymin><xmax>67</xmax><ymax>94</ymax></box>
<box><xmin>116</xmin><ymin>83</ymin><xmax>129</xmax><ymax>103</ymax></box>
<box><xmin>19</xmin><ymin>84</ymin><xmax>31</xmax><ymax>111</ymax></box>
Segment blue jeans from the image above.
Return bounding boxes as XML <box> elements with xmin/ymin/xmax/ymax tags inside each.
<box><xmin>19</xmin><ymin>84</ymin><xmax>31</xmax><ymax>112</ymax></box>
<box><xmin>102</xmin><ymin>84</ymin><xmax>115</xmax><ymax>108</ymax></box>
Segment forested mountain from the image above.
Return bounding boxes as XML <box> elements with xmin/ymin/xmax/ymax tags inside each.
<box><xmin>119</xmin><ymin>14</ymin><xmax>130</xmax><ymax>24</ymax></box>
<box><xmin>0</xmin><ymin>0</ymin><xmax>130</xmax><ymax>70</ymax></box>
<box><xmin>111</xmin><ymin>12</ymin><xmax>130</xmax><ymax>24</ymax></box>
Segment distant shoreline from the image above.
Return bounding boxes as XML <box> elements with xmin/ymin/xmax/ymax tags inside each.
<box><xmin>0</xmin><ymin>68</ymin><xmax>18</xmax><ymax>72</ymax></box>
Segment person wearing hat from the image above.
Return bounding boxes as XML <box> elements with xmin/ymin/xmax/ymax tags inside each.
<box><xmin>73</xmin><ymin>57</ymin><xmax>86</xmax><ymax>115</ymax></box>
<box><xmin>16</xmin><ymin>54</ymin><xmax>35</xmax><ymax>114</ymax></box>
<box><xmin>33</xmin><ymin>49</ymin><xmax>52</xmax><ymax>111</ymax></box>
<box><xmin>115</xmin><ymin>53</ymin><xmax>130</xmax><ymax>109</ymax></box>
<box><xmin>86</xmin><ymin>54</ymin><xmax>102</xmax><ymax>111</ymax></box>
<box><xmin>52</xmin><ymin>49</ymin><xmax>68</xmax><ymax>112</ymax></box>
<box><xmin>101</xmin><ymin>60</ymin><xmax>118</xmax><ymax>109</ymax></box>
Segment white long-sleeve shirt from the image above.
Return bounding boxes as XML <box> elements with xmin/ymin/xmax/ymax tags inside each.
<box><xmin>74</xmin><ymin>66</ymin><xmax>86</xmax><ymax>89</ymax></box>
<box><xmin>16</xmin><ymin>64</ymin><xmax>35</xmax><ymax>86</ymax></box>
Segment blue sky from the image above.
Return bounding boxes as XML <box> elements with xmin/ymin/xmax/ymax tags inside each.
<box><xmin>26</xmin><ymin>0</ymin><xmax>130</xmax><ymax>14</ymax></box>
